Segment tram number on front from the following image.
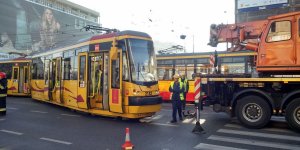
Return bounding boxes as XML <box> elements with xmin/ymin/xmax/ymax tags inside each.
<box><xmin>145</xmin><ymin>91</ymin><xmax>152</xmax><ymax>96</ymax></box>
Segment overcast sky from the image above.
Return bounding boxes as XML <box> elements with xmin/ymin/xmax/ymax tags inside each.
<box><xmin>68</xmin><ymin>0</ymin><xmax>235</xmax><ymax>53</ymax></box>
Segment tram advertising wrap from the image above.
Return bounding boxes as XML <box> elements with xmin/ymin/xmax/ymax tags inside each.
<box><xmin>0</xmin><ymin>0</ymin><xmax>98</xmax><ymax>54</ymax></box>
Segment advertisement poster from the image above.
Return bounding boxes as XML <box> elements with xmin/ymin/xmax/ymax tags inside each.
<box><xmin>0</xmin><ymin>0</ymin><xmax>99</xmax><ymax>54</ymax></box>
<box><xmin>238</xmin><ymin>0</ymin><xmax>288</xmax><ymax>12</ymax></box>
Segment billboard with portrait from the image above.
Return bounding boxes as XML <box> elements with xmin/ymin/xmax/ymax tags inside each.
<box><xmin>238</xmin><ymin>0</ymin><xmax>288</xmax><ymax>12</ymax></box>
<box><xmin>0</xmin><ymin>0</ymin><xmax>99</xmax><ymax>54</ymax></box>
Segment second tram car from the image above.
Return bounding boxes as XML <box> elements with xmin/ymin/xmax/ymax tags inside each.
<box><xmin>156</xmin><ymin>51</ymin><xmax>256</xmax><ymax>102</ymax></box>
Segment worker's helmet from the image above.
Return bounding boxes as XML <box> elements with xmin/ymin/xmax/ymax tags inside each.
<box><xmin>180</xmin><ymin>73</ymin><xmax>185</xmax><ymax>77</ymax></box>
<box><xmin>173</xmin><ymin>74</ymin><xmax>180</xmax><ymax>79</ymax></box>
<box><xmin>0</xmin><ymin>72</ymin><xmax>6</xmax><ymax>79</ymax></box>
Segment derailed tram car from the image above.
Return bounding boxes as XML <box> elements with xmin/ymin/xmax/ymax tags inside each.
<box><xmin>30</xmin><ymin>30</ymin><xmax>162</xmax><ymax>118</ymax></box>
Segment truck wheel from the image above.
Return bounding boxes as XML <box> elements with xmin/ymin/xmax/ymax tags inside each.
<box><xmin>285</xmin><ymin>99</ymin><xmax>300</xmax><ymax>132</ymax></box>
<box><xmin>236</xmin><ymin>95</ymin><xmax>271</xmax><ymax>129</ymax></box>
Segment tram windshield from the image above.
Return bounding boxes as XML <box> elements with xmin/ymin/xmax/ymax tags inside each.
<box><xmin>128</xmin><ymin>39</ymin><xmax>157</xmax><ymax>83</ymax></box>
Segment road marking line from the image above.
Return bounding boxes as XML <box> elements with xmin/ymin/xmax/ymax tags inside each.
<box><xmin>0</xmin><ymin>129</ymin><xmax>23</xmax><ymax>135</ymax></box>
<box><xmin>30</xmin><ymin>110</ymin><xmax>48</xmax><ymax>114</ymax></box>
<box><xmin>150</xmin><ymin>123</ymin><xmax>178</xmax><ymax>127</ymax></box>
<box><xmin>161</xmin><ymin>109</ymin><xmax>171</xmax><ymax>112</ymax></box>
<box><xmin>182</xmin><ymin>118</ymin><xmax>194</xmax><ymax>123</ymax></box>
<box><xmin>192</xmin><ymin>119</ymin><xmax>206</xmax><ymax>124</ymax></box>
<box><xmin>263</xmin><ymin>128</ymin><xmax>294</xmax><ymax>134</ymax></box>
<box><xmin>208</xmin><ymin>135</ymin><xmax>300</xmax><ymax>150</ymax></box>
<box><xmin>6</xmin><ymin>107</ymin><xmax>18</xmax><ymax>110</ymax></box>
<box><xmin>224</xmin><ymin>124</ymin><xmax>294</xmax><ymax>134</ymax></box>
<box><xmin>218</xmin><ymin>129</ymin><xmax>300</xmax><ymax>142</ymax></box>
<box><xmin>152</xmin><ymin>114</ymin><xmax>163</xmax><ymax>120</ymax></box>
<box><xmin>140</xmin><ymin>115</ymin><xmax>163</xmax><ymax>123</ymax></box>
<box><xmin>40</xmin><ymin>137</ymin><xmax>72</xmax><ymax>145</ymax></box>
<box><xmin>0</xmin><ymin>119</ymin><xmax>5</xmax><ymax>121</ymax></box>
<box><xmin>61</xmin><ymin>114</ymin><xmax>80</xmax><ymax>117</ymax></box>
<box><xmin>194</xmin><ymin>143</ymin><xmax>248</xmax><ymax>150</ymax></box>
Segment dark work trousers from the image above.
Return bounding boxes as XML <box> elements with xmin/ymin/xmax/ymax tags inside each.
<box><xmin>172</xmin><ymin>100</ymin><xmax>182</xmax><ymax>121</ymax></box>
<box><xmin>0</xmin><ymin>78</ymin><xmax>7</xmax><ymax>115</ymax></box>
<box><xmin>182</xmin><ymin>92</ymin><xmax>187</xmax><ymax>110</ymax></box>
<box><xmin>0</xmin><ymin>96</ymin><xmax>6</xmax><ymax>115</ymax></box>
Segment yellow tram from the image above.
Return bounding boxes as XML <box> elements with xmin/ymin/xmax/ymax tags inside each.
<box><xmin>0</xmin><ymin>58</ymin><xmax>31</xmax><ymax>96</ymax></box>
<box><xmin>30</xmin><ymin>30</ymin><xmax>162</xmax><ymax>118</ymax></box>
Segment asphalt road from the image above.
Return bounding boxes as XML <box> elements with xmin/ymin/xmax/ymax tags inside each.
<box><xmin>0</xmin><ymin>97</ymin><xmax>299</xmax><ymax>150</ymax></box>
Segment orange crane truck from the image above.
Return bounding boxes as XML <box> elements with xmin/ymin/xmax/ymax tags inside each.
<box><xmin>201</xmin><ymin>12</ymin><xmax>300</xmax><ymax>132</ymax></box>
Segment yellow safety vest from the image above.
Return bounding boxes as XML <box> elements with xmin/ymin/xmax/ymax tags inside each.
<box><xmin>0</xmin><ymin>94</ymin><xmax>7</xmax><ymax>97</ymax></box>
<box><xmin>170</xmin><ymin>81</ymin><xmax>184</xmax><ymax>100</ymax></box>
<box><xmin>179</xmin><ymin>78</ymin><xmax>188</xmax><ymax>92</ymax></box>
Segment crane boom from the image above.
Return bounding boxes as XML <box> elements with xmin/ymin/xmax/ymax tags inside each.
<box><xmin>208</xmin><ymin>20</ymin><xmax>268</xmax><ymax>52</ymax></box>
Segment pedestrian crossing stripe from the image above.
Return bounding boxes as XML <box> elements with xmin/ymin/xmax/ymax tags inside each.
<box><xmin>217</xmin><ymin>128</ymin><xmax>300</xmax><ymax>142</ymax></box>
<box><xmin>207</xmin><ymin>135</ymin><xmax>300</xmax><ymax>150</ymax></box>
<box><xmin>194</xmin><ymin>143</ymin><xmax>247</xmax><ymax>150</ymax></box>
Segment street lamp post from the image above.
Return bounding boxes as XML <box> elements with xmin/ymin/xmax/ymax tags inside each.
<box><xmin>192</xmin><ymin>35</ymin><xmax>194</xmax><ymax>53</ymax></box>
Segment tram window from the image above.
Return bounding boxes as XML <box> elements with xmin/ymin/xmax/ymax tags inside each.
<box><xmin>32</xmin><ymin>63</ymin><xmax>37</xmax><ymax>79</ymax></box>
<box><xmin>196</xmin><ymin>58</ymin><xmax>208</xmax><ymax>64</ymax></box>
<box><xmin>111</xmin><ymin>54</ymin><xmax>120</xmax><ymax>88</ymax></box>
<box><xmin>186</xmin><ymin>64</ymin><xmax>194</xmax><ymax>80</ymax></box>
<box><xmin>37</xmin><ymin>59</ymin><xmax>44</xmax><ymax>79</ymax></box>
<box><xmin>157</xmin><ymin>66</ymin><xmax>172</xmax><ymax>80</ymax></box>
<box><xmin>71</xmin><ymin>56</ymin><xmax>78</xmax><ymax>80</ymax></box>
<box><xmin>63</xmin><ymin>58</ymin><xmax>71</xmax><ymax>80</ymax></box>
<box><xmin>79</xmin><ymin>56</ymin><xmax>86</xmax><ymax>81</ymax></box>
<box><xmin>24</xmin><ymin>68</ymin><xmax>28</xmax><ymax>83</ymax></box>
<box><xmin>122</xmin><ymin>53</ymin><xmax>129</xmax><ymax>81</ymax></box>
<box><xmin>221</xmin><ymin>57</ymin><xmax>233</xmax><ymax>63</ymax></box>
<box><xmin>100</xmin><ymin>42</ymin><xmax>112</xmax><ymax>50</ymax></box>
<box><xmin>175</xmin><ymin>59</ymin><xmax>185</xmax><ymax>64</ymax></box>
<box><xmin>233</xmin><ymin>57</ymin><xmax>245</xmax><ymax>62</ymax></box>
<box><xmin>13</xmin><ymin>68</ymin><xmax>18</xmax><ymax>79</ymax></box>
<box><xmin>44</xmin><ymin>60</ymin><xmax>49</xmax><ymax>83</ymax></box>
<box><xmin>185</xmin><ymin>59</ymin><xmax>194</xmax><ymax>64</ymax></box>
<box><xmin>32</xmin><ymin>58</ymin><xmax>44</xmax><ymax>79</ymax></box>
<box><xmin>221</xmin><ymin>63</ymin><xmax>245</xmax><ymax>74</ymax></box>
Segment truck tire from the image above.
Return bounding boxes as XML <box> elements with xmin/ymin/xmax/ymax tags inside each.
<box><xmin>285</xmin><ymin>99</ymin><xmax>300</xmax><ymax>132</ymax></box>
<box><xmin>236</xmin><ymin>95</ymin><xmax>271</xmax><ymax>129</ymax></box>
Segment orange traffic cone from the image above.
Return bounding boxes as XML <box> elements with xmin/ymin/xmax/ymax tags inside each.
<box><xmin>122</xmin><ymin>128</ymin><xmax>134</xmax><ymax>150</ymax></box>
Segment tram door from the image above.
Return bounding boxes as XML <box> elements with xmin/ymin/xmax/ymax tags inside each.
<box><xmin>11</xmin><ymin>67</ymin><xmax>19</xmax><ymax>93</ymax></box>
<box><xmin>89</xmin><ymin>53</ymin><xmax>104</xmax><ymax>109</ymax></box>
<box><xmin>44</xmin><ymin>60</ymin><xmax>50</xmax><ymax>100</ymax></box>
<box><xmin>109</xmin><ymin>46</ymin><xmax>123</xmax><ymax>113</ymax></box>
<box><xmin>54</xmin><ymin>58</ymin><xmax>63</xmax><ymax>104</ymax></box>
<box><xmin>23</xmin><ymin>66</ymin><xmax>30</xmax><ymax>94</ymax></box>
<box><xmin>77</xmin><ymin>52</ymin><xmax>88</xmax><ymax>109</ymax></box>
<box><xmin>48</xmin><ymin>59</ymin><xmax>56</xmax><ymax>101</ymax></box>
<box><xmin>103</xmin><ymin>53</ymin><xmax>109</xmax><ymax>110</ymax></box>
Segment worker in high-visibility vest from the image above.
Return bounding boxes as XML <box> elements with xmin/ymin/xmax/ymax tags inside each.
<box><xmin>0</xmin><ymin>72</ymin><xmax>7</xmax><ymax>115</ymax></box>
<box><xmin>179</xmin><ymin>73</ymin><xmax>189</xmax><ymax>114</ymax></box>
<box><xmin>169</xmin><ymin>74</ymin><xmax>184</xmax><ymax>123</ymax></box>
